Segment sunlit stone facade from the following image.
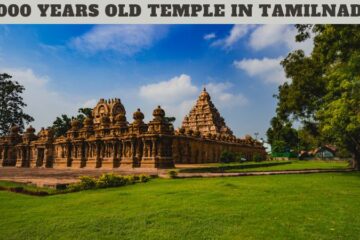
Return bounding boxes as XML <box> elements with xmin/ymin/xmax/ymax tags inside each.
<box><xmin>0</xmin><ymin>89</ymin><xmax>266</xmax><ymax>169</ymax></box>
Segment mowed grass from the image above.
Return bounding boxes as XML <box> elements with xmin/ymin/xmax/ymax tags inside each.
<box><xmin>179</xmin><ymin>160</ymin><xmax>350</xmax><ymax>173</ymax></box>
<box><xmin>1</xmin><ymin>173</ymin><xmax>360</xmax><ymax>240</ymax></box>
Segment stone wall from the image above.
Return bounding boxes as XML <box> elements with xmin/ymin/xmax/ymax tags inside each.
<box><xmin>0</xmin><ymin>96</ymin><xmax>267</xmax><ymax>169</ymax></box>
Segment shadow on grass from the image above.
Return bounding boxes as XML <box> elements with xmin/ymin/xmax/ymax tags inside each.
<box><xmin>179</xmin><ymin>161</ymin><xmax>293</xmax><ymax>173</ymax></box>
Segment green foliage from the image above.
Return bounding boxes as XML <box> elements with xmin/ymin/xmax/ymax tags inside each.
<box><xmin>220</xmin><ymin>151</ymin><xmax>236</xmax><ymax>163</ymax></box>
<box><xmin>138</xmin><ymin>174</ymin><xmax>150</xmax><ymax>182</ymax></box>
<box><xmin>51</xmin><ymin>107</ymin><xmax>92</xmax><ymax>137</ymax></box>
<box><xmin>164</xmin><ymin>116</ymin><xmax>176</xmax><ymax>123</ymax></box>
<box><xmin>78</xmin><ymin>108</ymin><xmax>93</xmax><ymax>118</ymax></box>
<box><xmin>220</xmin><ymin>151</ymin><xmax>247</xmax><ymax>163</ymax></box>
<box><xmin>267</xmin><ymin>117</ymin><xmax>299</xmax><ymax>153</ymax></box>
<box><xmin>297</xmin><ymin>126</ymin><xmax>319</xmax><ymax>151</ymax></box>
<box><xmin>271</xmin><ymin>25</ymin><xmax>360</xmax><ymax>169</ymax></box>
<box><xmin>67</xmin><ymin>174</ymin><xmax>150</xmax><ymax>192</ymax></box>
<box><xmin>0</xmin><ymin>73</ymin><xmax>34</xmax><ymax>136</ymax></box>
<box><xmin>96</xmin><ymin>174</ymin><xmax>132</xmax><ymax>188</ymax></box>
<box><xmin>52</xmin><ymin>114</ymin><xmax>72</xmax><ymax>138</ymax></box>
<box><xmin>252</xmin><ymin>154</ymin><xmax>263</xmax><ymax>162</ymax></box>
<box><xmin>78</xmin><ymin>176</ymin><xmax>97</xmax><ymax>189</ymax></box>
<box><xmin>271</xmin><ymin>152</ymin><xmax>298</xmax><ymax>158</ymax></box>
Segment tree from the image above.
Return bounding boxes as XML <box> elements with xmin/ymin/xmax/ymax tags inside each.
<box><xmin>78</xmin><ymin>108</ymin><xmax>92</xmax><ymax>118</ymax></box>
<box><xmin>52</xmin><ymin>108</ymin><xmax>92</xmax><ymax>137</ymax></box>
<box><xmin>297</xmin><ymin>127</ymin><xmax>319</xmax><ymax>151</ymax></box>
<box><xmin>0</xmin><ymin>73</ymin><xmax>34</xmax><ymax>136</ymax></box>
<box><xmin>164</xmin><ymin>116</ymin><xmax>176</xmax><ymax>123</ymax></box>
<box><xmin>52</xmin><ymin>114</ymin><xmax>72</xmax><ymax>138</ymax></box>
<box><xmin>266</xmin><ymin>116</ymin><xmax>298</xmax><ymax>153</ymax></box>
<box><xmin>274</xmin><ymin>25</ymin><xmax>360</xmax><ymax>169</ymax></box>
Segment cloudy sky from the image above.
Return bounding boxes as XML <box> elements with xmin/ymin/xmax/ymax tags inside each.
<box><xmin>0</xmin><ymin>24</ymin><xmax>313</xmax><ymax>139</ymax></box>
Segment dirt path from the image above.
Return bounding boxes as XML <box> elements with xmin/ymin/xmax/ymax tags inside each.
<box><xmin>0</xmin><ymin>167</ymin><xmax>354</xmax><ymax>188</ymax></box>
<box><xmin>0</xmin><ymin>167</ymin><xmax>163</xmax><ymax>187</ymax></box>
<box><xmin>168</xmin><ymin>169</ymin><xmax>354</xmax><ymax>178</ymax></box>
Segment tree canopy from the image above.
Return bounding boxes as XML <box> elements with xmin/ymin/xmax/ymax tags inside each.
<box><xmin>270</xmin><ymin>25</ymin><xmax>360</xmax><ymax>169</ymax></box>
<box><xmin>52</xmin><ymin>108</ymin><xmax>92</xmax><ymax>137</ymax></box>
<box><xmin>0</xmin><ymin>73</ymin><xmax>34</xmax><ymax>136</ymax></box>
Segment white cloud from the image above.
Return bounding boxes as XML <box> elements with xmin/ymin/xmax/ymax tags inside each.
<box><xmin>212</xmin><ymin>25</ymin><xmax>254</xmax><ymax>49</ymax></box>
<box><xmin>139</xmin><ymin>74</ymin><xmax>198</xmax><ymax>104</ymax></box>
<box><xmin>233</xmin><ymin>57</ymin><xmax>288</xmax><ymax>85</ymax></box>
<box><xmin>205</xmin><ymin>82</ymin><xmax>248</xmax><ymax>107</ymax></box>
<box><xmin>210</xmin><ymin>24</ymin><xmax>313</xmax><ymax>55</ymax></box>
<box><xmin>138</xmin><ymin>74</ymin><xmax>248</xmax><ymax>128</ymax></box>
<box><xmin>204</xmin><ymin>33</ymin><xmax>216</xmax><ymax>40</ymax></box>
<box><xmin>82</xmin><ymin>99</ymin><xmax>97</xmax><ymax>108</ymax></box>
<box><xmin>249</xmin><ymin>25</ymin><xmax>313</xmax><ymax>55</ymax></box>
<box><xmin>0</xmin><ymin>68</ymin><xmax>90</xmax><ymax>131</ymax></box>
<box><xmin>71</xmin><ymin>25</ymin><xmax>166</xmax><ymax>56</ymax></box>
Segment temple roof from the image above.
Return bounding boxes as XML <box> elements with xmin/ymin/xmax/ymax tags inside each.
<box><xmin>181</xmin><ymin>88</ymin><xmax>234</xmax><ymax>137</ymax></box>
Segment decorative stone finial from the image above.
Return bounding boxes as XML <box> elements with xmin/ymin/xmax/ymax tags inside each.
<box><xmin>71</xmin><ymin>119</ymin><xmax>81</xmax><ymax>130</ymax></box>
<box><xmin>133</xmin><ymin>108</ymin><xmax>144</xmax><ymax>122</ymax></box>
<box><xmin>153</xmin><ymin>105</ymin><xmax>165</xmax><ymax>120</ymax></box>
<box><xmin>26</xmin><ymin>125</ymin><xmax>36</xmax><ymax>134</ymax></box>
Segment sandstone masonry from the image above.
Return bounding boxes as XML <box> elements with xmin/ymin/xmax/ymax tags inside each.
<box><xmin>0</xmin><ymin>89</ymin><xmax>266</xmax><ymax>169</ymax></box>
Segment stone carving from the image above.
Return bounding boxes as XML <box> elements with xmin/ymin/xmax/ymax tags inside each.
<box><xmin>182</xmin><ymin>88</ymin><xmax>233</xmax><ymax>137</ymax></box>
<box><xmin>0</xmin><ymin>91</ymin><xmax>266</xmax><ymax>169</ymax></box>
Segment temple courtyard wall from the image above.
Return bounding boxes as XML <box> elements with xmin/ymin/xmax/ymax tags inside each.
<box><xmin>0</xmin><ymin>91</ymin><xmax>267</xmax><ymax>170</ymax></box>
<box><xmin>0</xmin><ymin>134</ymin><xmax>266</xmax><ymax>169</ymax></box>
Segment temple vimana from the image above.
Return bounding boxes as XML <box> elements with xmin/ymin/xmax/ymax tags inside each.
<box><xmin>0</xmin><ymin>88</ymin><xmax>266</xmax><ymax>169</ymax></box>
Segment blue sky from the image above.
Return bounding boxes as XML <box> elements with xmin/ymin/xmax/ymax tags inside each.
<box><xmin>0</xmin><ymin>24</ymin><xmax>313</xmax><ymax>139</ymax></box>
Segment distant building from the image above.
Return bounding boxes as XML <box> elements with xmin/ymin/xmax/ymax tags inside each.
<box><xmin>300</xmin><ymin>145</ymin><xmax>337</xmax><ymax>159</ymax></box>
<box><xmin>313</xmin><ymin>145</ymin><xmax>337</xmax><ymax>159</ymax></box>
<box><xmin>0</xmin><ymin>88</ymin><xmax>266</xmax><ymax>169</ymax></box>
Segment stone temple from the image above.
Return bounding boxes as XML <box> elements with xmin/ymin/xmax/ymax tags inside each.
<box><xmin>0</xmin><ymin>88</ymin><xmax>266</xmax><ymax>169</ymax></box>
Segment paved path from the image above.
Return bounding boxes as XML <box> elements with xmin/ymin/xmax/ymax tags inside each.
<box><xmin>0</xmin><ymin>167</ymin><xmax>354</xmax><ymax>187</ymax></box>
<box><xmin>169</xmin><ymin>169</ymin><xmax>354</xmax><ymax>178</ymax></box>
<box><xmin>0</xmin><ymin>167</ymin><xmax>163</xmax><ymax>187</ymax></box>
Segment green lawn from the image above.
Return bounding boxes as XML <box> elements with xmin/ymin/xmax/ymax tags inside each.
<box><xmin>179</xmin><ymin>160</ymin><xmax>350</xmax><ymax>173</ymax></box>
<box><xmin>1</xmin><ymin>173</ymin><xmax>360</xmax><ymax>240</ymax></box>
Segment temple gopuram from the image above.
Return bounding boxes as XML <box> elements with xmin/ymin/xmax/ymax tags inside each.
<box><xmin>0</xmin><ymin>88</ymin><xmax>266</xmax><ymax>169</ymax></box>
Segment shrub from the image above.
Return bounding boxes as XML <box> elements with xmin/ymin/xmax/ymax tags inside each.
<box><xmin>124</xmin><ymin>175</ymin><xmax>141</xmax><ymax>184</ymax></box>
<box><xmin>66</xmin><ymin>183</ymin><xmax>83</xmax><ymax>192</ymax></box>
<box><xmin>168</xmin><ymin>170</ymin><xmax>178</xmax><ymax>178</ymax></box>
<box><xmin>220</xmin><ymin>151</ymin><xmax>236</xmax><ymax>163</ymax></box>
<box><xmin>132</xmin><ymin>175</ymin><xmax>140</xmax><ymax>181</ymax></box>
<box><xmin>65</xmin><ymin>173</ymin><xmax>150</xmax><ymax>192</ymax></box>
<box><xmin>78</xmin><ymin>176</ymin><xmax>97</xmax><ymax>190</ymax></box>
<box><xmin>139</xmin><ymin>175</ymin><xmax>150</xmax><ymax>182</ymax></box>
<box><xmin>96</xmin><ymin>174</ymin><xmax>128</xmax><ymax>188</ymax></box>
<box><xmin>253</xmin><ymin>154</ymin><xmax>263</xmax><ymax>162</ymax></box>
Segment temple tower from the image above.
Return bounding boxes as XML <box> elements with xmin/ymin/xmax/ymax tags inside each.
<box><xmin>181</xmin><ymin>88</ymin><xmax>234</xmax><ymax>137</ymax></box>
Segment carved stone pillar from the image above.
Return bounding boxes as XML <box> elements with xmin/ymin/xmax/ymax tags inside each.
<box><xmin>142</xmin><ymin>139</ymin><xmax>147</xmax><ymax>157</ymax></box>
<box><xmin>151</xmin><ymin>139</ymin><xmax>156</xmax><ymax>157</ymax></box>
<box><xmin>121</xmin><ymin>141</ymin><xmax>125</xmax><ymax>158</ymax></box>
<box><xmin>130</xmin><ymin>139</ymin><xmax>135</xmax><ymax>159</ymax></box>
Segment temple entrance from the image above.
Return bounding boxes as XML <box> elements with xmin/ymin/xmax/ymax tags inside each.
<box><xmin>22</xmin><ymin>148</ymin><xmax>28</xmax><ymax>167</ymax></box>
<box><xmin>36</xmin><ymin>148</ymin><xmax>45</xmax><ymax>167</ymax></box>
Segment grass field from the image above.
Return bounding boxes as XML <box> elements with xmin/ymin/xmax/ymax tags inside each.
<box><xmin>179</xmin><ymin>160</ymin><xmax>350</xmax><ymax>173</ymax></box>
<box><xmin>1</xmin><ymin>172</ymin><xmax>360</xmax><ymax>240</ymax></box>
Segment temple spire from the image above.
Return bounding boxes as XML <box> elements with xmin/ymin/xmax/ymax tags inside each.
<box><xmin>181</xmin><ymin>89</ymin><xmax>233</xmax><ymax>136</ymax></box>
